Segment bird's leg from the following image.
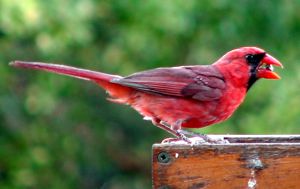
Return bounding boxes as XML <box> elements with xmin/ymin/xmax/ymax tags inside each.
<box><xmin>173</xmin><ymin>120</ymin><xmax>229</xmax><ymax>144</ymax></box>
<box><xmin>151</xmin><ymin>119</ymin><xmax>191</xmax><ymax>143</ymax></box>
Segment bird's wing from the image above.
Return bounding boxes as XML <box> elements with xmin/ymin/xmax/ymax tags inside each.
<box><xmin>111</xmin><ymin>66</ymin><xmax>226</xmax><ymax>101</ymax></box>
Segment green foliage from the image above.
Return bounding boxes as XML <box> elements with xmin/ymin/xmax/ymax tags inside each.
<box><xmin>0</xmin><ymin>1</ymin><xmax>299</xmax><ymax>188</ymax></box>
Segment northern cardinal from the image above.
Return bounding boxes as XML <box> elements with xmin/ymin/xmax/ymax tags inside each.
<box><xmin>10</xmin><ymin>47</ymin><xmax>283</xmax><ymax>143</ymax></box>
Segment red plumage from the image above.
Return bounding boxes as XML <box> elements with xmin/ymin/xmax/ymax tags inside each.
<box><xmin>10</xmin><ymin>47</ymin><xmax>283</xmax><ymax>142</ymax></box>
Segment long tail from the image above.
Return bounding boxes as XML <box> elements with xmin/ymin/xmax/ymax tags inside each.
<box><xmin>10</xmin><ymin>61</ymin><xmax>120</xmax><ymax>82</ymax></box>
<box><xmin>10</xmin><ymin>61</ymin><xmax>133</xmax><ymax>102</ymax></box>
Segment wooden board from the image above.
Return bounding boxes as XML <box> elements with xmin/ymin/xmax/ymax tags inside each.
<box><xmin>152</xmin><ymin>135</ymin><xmax>300</xmax><ymax>189</ymax></box>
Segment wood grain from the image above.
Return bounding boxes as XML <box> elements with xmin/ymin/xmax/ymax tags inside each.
<box><xmin>152</xmin><ymin>135</ymin><xmax>300</xmax><ymax>189</ymax></box>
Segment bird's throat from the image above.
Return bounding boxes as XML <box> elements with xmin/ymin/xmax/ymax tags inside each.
<box><xmin>247</xmin><ymin>67</ymin><xmax>259</xmax><ymax>91</ymax></box>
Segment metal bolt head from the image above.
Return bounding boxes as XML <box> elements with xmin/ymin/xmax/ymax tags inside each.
<box><xmin>157</xmin><ymin>152</ymin><xmax>171</xmax><ymax>164</ymax></box>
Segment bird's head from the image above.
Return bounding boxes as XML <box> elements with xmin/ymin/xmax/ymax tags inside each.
<box><xmin>214</xmin><ymin>47</ymin><xmax>283</xmax><ymax>89</ymax></box>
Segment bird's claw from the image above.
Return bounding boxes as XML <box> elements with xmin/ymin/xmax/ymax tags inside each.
<box><xmin>176</xmin><ymin>131</ymin><xmax>192</xmax><ymax>143</ymax></box>
<box><xmin>205</xmin><ymin>136</ymin><xmax>230</xmax><ymax>144</ymax></box>
<box><xmin>177</xmin><ymin>130</ymin><xmax>230</xmax><ymax>144</ymax></box>
<box><xmin>161</xmin><ymin>132</ymin><xmax>192</xmax><ymax>144</ymax></box>
<box><xmin>161</xmin><ymin>138</ymin><xmax>184</xmax><ymax>143</ymax></box>
<box><xmin>161</xmin><ymin>136</ymin><xmax>229</xmax><ymax>145</ymax></box>
<box><xmin>160</xmin><ymin>129</ymin><xmax>230</xmax><ymax>144</ymax></box>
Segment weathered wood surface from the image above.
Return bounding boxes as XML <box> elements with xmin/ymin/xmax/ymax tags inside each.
<box><xmin>152</xmin><ymin>135</ymin><xmax>300</xmax><ymax>189</ymax></box>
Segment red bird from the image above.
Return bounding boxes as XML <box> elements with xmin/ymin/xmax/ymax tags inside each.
<box><xmin>10</xmin><ymin>47</ymin><xmax>283</xmax><ymax>143</ymax></box>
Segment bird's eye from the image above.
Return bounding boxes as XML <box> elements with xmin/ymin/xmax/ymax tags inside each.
<box><xmin>245</xmin><ymin>53</ymin><xmax>265</xmax><ymax>64</ymax></box>
<box><xmin>245</xmin><ymin>54</ymin><xmax>258</xmax><ymax>64</ymax></box>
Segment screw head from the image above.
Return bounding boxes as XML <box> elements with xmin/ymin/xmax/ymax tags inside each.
<box><xmin>157</xmin><ymin>152</ymin><xmax>171</xmax><ymax>163</ymax></box>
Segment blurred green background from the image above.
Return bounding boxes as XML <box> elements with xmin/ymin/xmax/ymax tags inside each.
<box><xmin>0</xmin><ymin>0</ymin><xmax>299</xmax><ymax>188</ymax></box>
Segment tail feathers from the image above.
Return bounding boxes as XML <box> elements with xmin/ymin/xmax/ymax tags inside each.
<box><xmin>10</xmin><ymin>61</ymin><xmax>120</xmax><ymax>82</ymax></box>
<box><xmin>10</xmin><ymin>61</ymin><xmax>134</xmax><ymax>102</ymax></box>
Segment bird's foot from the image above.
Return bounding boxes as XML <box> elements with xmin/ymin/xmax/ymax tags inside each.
<box><xmin>176</xmin><ymin>130</ymin><xmax>192</xmax><ymax>143</ymax></box>
<box><xmin>161</xmin><ymin>136</ymin><xmax>229</xmax><ymax>145</ymax></box>
<box><xmin>205</xmin><ymin>135</ymin><xmax>230</xmax><ymax>144</ymax></box>
<box><xmin>161</xmin><ymin>132</ymin><xmax>192</xmax><ymax>144</ymax></box>
<box><xmin>178</xmin><ymin>130</ymin><xmax>230</xmax><ymax>144</ymax></box>
<box><xmin>161</xmin><ymin>138</ymin><xmax>184</xmax><ymax>143</ymax></box>
<box><xmin>153</xmin><ymin>119</ymin><xmax>228</xmax><ymax>144</ymax></box>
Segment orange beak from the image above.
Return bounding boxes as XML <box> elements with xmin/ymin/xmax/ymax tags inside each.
<box><xmin>256</xmin><ymin>53</ymin><xmax>283</xmax><ymax>79</ymax></box>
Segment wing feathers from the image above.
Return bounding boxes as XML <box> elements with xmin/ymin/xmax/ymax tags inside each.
<box><xmin>111</xmin><ymin>66</ymin><xmax>226</xmax><ymax>101</ymax></box>
<box><xmin>112</xmin><ymin>79</ymin><xmax>189</xmax><ymax>96</ymax></box>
